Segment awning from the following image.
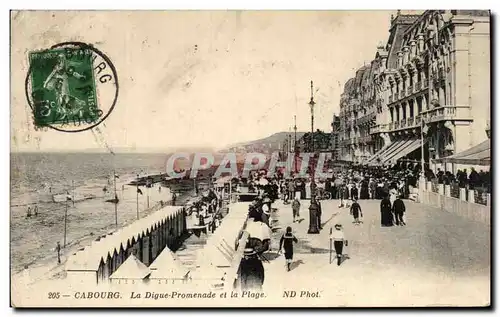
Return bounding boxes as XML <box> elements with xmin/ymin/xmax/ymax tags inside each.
<box><xmin>365</xmin><ymin>143</ymin><xmax>391</xmax><ymax>164</ymax></box>
<box><xmin>434</xmin><ymin>139</ymin><xmax>490</xmax><ymax>165</ymax></box>
<box><xmin>382</xmin><ymin>139</ymin><xmax>412</xmax><ymax>163</ymax></box>
<box><xmin>366</xmin><ymin>142</ymin><xmax>399</xmax><ymax>165</ymax></box>
<box><xmin>382</xmin><ymin>139</ymin><xmax>426</xmax><ymax>165</ymax></box>
<box><xmin>367</xmin><ymin>140</ymin><xmax>406</xmax><ymax>165</ymax></box>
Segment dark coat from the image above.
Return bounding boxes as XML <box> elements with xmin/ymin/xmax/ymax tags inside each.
<box><xmin>392</xmin><ymin>199</ymin><xmax>406</xmax><ymax>214</ymax></box>
<box><xmin>279</xmin><ymin>233</ymin><xmax>298</xmax><ymax>259</ymax></box>
<box><xmin>380</xmin><ymin>197</ymin><xmax>393</xmax><ymax>226</ymax></box>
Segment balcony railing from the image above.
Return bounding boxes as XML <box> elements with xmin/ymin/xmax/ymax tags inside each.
<box><xmin>369</xmin><ymin>126</ymin><xmax>380</xmax><ymax>134</ymax></box>
<box><xmin>400</xmin><ymin>119</ymin><xmax>407</xmax><ymax>128</ymax></box>
<box><xmin>420</xmin><ymin>105</ymin><xmax>472</xmax><ymax>123</ymax></box>
<box><xmin>415</xmin><ymin>115</ymin><xmax>422</xmax><ymax>126</ymax></box>
<box><xmin>394</xmin><ymin>121</ymin><xmax>400</xmax><ymax>129</ymax></box>
<box><xmin>407</xmin><ymin>117</ymin><xmax>415</xmax><ymax>127</ymax></box>
<box><xmin>415</xmin><ymin>81</ymin><xmax>422</xmax><ymax>91</ymax></box>
<box><xmin>360</xmin><ymin>135</ymin><xmax>372</xmax><ymax>143</ymax></box>
<box><xmin>388</xmin><ymin>122</ymin><xmax>394</xmax><ymax>130</ymax></box>
<box><xmin>399</xmin><ymin>90</ymin><xmax>405</xmax><ymax>99</ymax></box>
<box><xmin>407</xmin><ymin>86</ymin><xmax>413</xmax><ymax>96</ymax></box>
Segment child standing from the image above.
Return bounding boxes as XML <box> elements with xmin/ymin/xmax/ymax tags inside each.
<box><xmin>350</xmin><ymin>199</ymin><xmax>363</xmax><ymax>225</ymax></box>
<box><xmin>330</xmin><ymin>224</ymin><xmax>347</xmax><ymax>266</ymax></box>
<box><xmin>279</xmin><ymin>226</ymin><xmax>298</xmax><ymax>272</ymax></box>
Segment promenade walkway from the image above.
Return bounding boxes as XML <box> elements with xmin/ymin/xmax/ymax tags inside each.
<box><xmin>261</xmin><ymin>199</ymin><xmax>490</xmax><ymax>307</ymax></box>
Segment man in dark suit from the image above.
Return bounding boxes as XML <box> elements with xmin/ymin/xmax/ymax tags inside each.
<box><xmin>392</xmin><ymin>195</ymin><xmax>406</xmax><ymax>226</ymax></box>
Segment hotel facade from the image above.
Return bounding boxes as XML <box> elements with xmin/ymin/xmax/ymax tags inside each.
<box><xmin>335</xmin><ymin>10</ymin><xmax>490</xmax><ymax>170</ymax></box>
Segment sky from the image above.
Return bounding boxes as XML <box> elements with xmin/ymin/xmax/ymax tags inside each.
<box><xmin>11</xmin><ymin>10</ymin><xmax>393</xmax><ymax>152</ymax></box>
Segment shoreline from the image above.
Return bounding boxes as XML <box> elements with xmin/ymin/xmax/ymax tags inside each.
<box><xmin>11</xmin><ymin>185</ymin><xmax>199</xmax><ymax>285</ymax></box>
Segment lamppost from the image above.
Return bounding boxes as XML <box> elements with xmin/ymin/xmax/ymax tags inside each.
<box><xmin>308</xmin><ymin>80</ymin><xmax>320</xmax><ymax>234</ymax></box>
<box><xmin>294</xmin><ymin>115</ymin><xmax>298</xmax><ymax>174</ymax></box>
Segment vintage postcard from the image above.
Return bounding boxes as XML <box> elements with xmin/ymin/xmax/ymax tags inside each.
<box><xmin>10</xmin><ymin>10</ymin><xmax>491</xmax><ymax>307</ymax></box>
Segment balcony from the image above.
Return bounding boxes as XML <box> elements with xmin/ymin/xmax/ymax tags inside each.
<box><xmin>394</xmin><ymin>121</ymin><xmax>400</xmax><ymax>129</ymax></box>
<box><xmin>388</xmin><ymin>122</ymin><xmax>394</xmax><ymax>130</ymax></box>
<box><xmin>399</xmin><ymin>90</ymin><xmax>405</xmax><ymax>99</ymax></box>
<box><xmin>407</xmin><ymin>86</ymin><xmax>413</xmax><ymax>96</ymax></box>
<box><xmin>407</xmin><ymin>117</ymin><xmax>415</xmax><ymax>127</ymax></box>
<box><xmin>415</xmin><ymin>81</ymin><xmax>421</xmax><ymax>91</ymax></box>
<box><xmin>370</xmin><ymin>124</ymin><xmax>387</xmax><ymax>134</ymax></box>
<box><xmin>415</xmin><ymin>115</ymin><xmax>422</xmax><ymax>126</ymax></box>
<box><xmin>400</xmin><ymin>119</ymin><xmax>407</xmax><ymax>129</ymax></box>
<box><xmin>421</xmin><ymin>105</ymin><xmax>473</xmax><ymax>123</ymax></box>
<box><xmin>360</xmin><ymin>135</ymin><xmax>373</xmax><ymax>143</ymax></box>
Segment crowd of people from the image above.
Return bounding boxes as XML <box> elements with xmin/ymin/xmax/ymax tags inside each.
<box><xmin>234</xmin><ymin>163</ymin><xmax>423</xmax><ymax>289</ymax></box>
<box><xmin>426</xmin><ymin>167</ymin><xmax>491</xmax><ymax>193</ymax></box>
<box><xmin>209</xmin><ymin>160</ymin><xmax>491</xmax><ymax>290</ymax></box>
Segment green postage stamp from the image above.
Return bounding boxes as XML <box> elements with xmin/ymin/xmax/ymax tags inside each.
<box><xmin>29</xmin><ymin>47</ymin><xmax>101</xmax><ymax>127</ymax></box>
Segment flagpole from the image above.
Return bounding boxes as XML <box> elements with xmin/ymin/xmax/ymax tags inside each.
<box><xmin>147</xmin><ymin>180</ymin><xmax>150</xmax><ymax>209</ymax></box>
<box><xmin>136</xmin><ymin>174</ymin><xmax>139</xmax><ymax>220</ymax></box>
<box><xmin>63</xmin><ymin>198</ymin><xmax>68</xmax><ymax>247</ymax></box>
<box><xmin>114</xmin><ymin>170</ymin><xmax>118</xmax><ymax>227</ymax></box>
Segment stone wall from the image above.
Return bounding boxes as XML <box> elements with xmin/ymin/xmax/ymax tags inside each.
<box><xmin>419</xmin><ymin>181</ymin><xmax>490</xmax><ymax>225</ymax></box>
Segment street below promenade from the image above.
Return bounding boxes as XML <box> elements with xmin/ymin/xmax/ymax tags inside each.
<box><xmin>262</xmin><ymin>199</ymin><xmax>490</xmax><ymax>307</ymax></box>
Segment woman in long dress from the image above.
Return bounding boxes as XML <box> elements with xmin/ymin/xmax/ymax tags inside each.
<box><xmin>239</xmin><ymin>248</ymin><xmax>265</xmax><ymax>290</ymax></box>
<box><xmin>360</xmin><ymin>179</ymin><xmax>369</xmax><ymax>200</ymax></box>
<box><xmin>380</xmin><ymin>194</ymin><xmax>393</xmax><ymax>227</ymax></box>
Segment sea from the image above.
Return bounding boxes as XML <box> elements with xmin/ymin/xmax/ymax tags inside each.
<box><xmin>10</xmin><ymin>152</ymin><xmax>173</xmax><ymax>274</ymax></box>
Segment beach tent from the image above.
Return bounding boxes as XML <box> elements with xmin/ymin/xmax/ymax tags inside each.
<box><xmin>433</xmin><ymin>139</ymin><xmax>490</xmax><ymax>165</ymax></box>
<box><xmin>149</xmin><ymin>248</ymin><xmax>190</xmax><ymax>280</ymax></box>
<box><xmin>109</xmin><ymin>254</ymin><xmax>150</xmax><ymax>281</ymax></box>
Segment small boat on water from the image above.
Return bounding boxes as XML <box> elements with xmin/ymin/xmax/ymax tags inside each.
<box><xmin>52</xmin><ymin>193</ymin><xmax>95</xmax><ymax>203</ymax></box>
<box><xmin>105</xmin><ymin>194</ymin><xmax>119</xmax><ymax>204</ymax></box>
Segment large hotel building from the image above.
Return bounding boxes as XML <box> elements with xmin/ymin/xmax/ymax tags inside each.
<box><xmin>335</xmin><ymin>10</ymin><xmax>490</xmax><ymax>170</ymax></box>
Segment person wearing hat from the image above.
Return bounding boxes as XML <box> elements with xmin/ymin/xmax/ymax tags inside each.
<box><xmin>380</xmin><ymin>193</ymin><xmax>393</xmax><ymax>227</ymax></box>
<box><xmin>261</xmin><ymin>203</ymin><xmax>271</xmax><ymax>227</ymax></box>
<box><xmin>279</xmin><ymin>226</ymin><xmax>298</xmax><ymax>272</ymax></box>
<box><xmin>330</xmin><ymin>224</ymin><xmax>347</xmax><ymax>266</ymax></box>
<box><xmin>239</xmin><ymin>247</ymin><xmax>265</xmax><ymax>291</ymax></box>
<box><xmin>248</xmin><ymin>200</ymin><xmax>263</xmax><ymax>222</ymax></box>
<box><xmin>392</xmin><ymin>194</ymin><xmax>406</xmax><ymax>226</ymax></box>
<box><xmin>350</xmin><ymin>198</ymin><xmax>363</xmax><ymax>225</ymax></box>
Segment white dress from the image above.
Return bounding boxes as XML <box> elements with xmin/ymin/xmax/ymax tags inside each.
<box><xmin>389</xmin><ymin>189</ymin><xmax>397</xmax><ymax>207</ymax></box>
